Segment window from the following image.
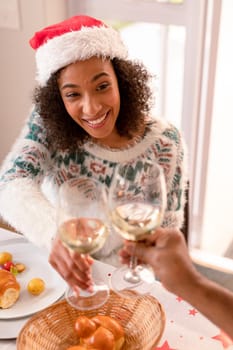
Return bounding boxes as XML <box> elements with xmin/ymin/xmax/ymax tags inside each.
<box><xmin>105</xmin><ymin>21</ymin><xmax>185</xmax><ymax>129</ymax></box>
<box><xmin>68</xmin><ymin>0</ymin><xmax>233</xmax><ymax>263</ymax></box>
<box><xmin>196</xmin><ymin>0</ymin><xmax>233</xmax><ymax>257</ymax></box>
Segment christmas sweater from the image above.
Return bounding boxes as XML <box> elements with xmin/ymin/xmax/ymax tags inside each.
<box><xmin>0</xmin><ymin>109</ymin><xmax>187</xmax><ymax>266</ymax></box>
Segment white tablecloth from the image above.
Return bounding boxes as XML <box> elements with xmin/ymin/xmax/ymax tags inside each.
<box><xmin>1</xmin><ymin>228</ymin><xmax>233</xmax><ymax>350</ymax></box>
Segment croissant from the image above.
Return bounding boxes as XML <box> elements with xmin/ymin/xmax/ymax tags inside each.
<box><xmin>0</xmin><ymin>269</ymin><xmax>20</xmax><ymax>309</ymax></box>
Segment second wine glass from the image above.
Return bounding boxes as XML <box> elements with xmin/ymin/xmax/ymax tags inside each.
<box><xmin>108</xmin><ymin>161</ymin><xmax>167</xmax><ymax>296</ymax></box>
<box><xmin>57</xmin><ymin>177</ymin><xmax>110</xmax><ymax>310</ymax></box>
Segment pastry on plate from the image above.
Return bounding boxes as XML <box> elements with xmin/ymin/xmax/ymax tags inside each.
<box><xmin>0</xmin><ymin>269</ymin><xmax>20</xmax><ymax>309</ymax></box>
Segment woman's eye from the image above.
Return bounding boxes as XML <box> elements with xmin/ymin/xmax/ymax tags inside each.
<box><xmin>97</xmin><ymin>82</ymin><xmax>110</xmax><ymax>91</ymax></box>
<box><xmin>65</xmin><ymin>92</ymin><xmax>80</xmax><ymax>98</ymax></box>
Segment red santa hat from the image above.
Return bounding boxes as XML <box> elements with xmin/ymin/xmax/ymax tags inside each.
<box><xmin>29</xmin><ymin>15</ymin><xmax>128</xmax><ymax>86</ymax></box>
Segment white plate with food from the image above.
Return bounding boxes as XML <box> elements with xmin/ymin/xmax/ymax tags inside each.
<box><xmin>0</xmin><ymin>242</ymin><xmax>66</xmax><ymax>321</ymax></box>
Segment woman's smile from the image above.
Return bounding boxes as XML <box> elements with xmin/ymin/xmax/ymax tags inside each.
<box><xmin>82</xmin><ymin>111</ymin><xmax>109</xmax><ymax>128</ymax></box>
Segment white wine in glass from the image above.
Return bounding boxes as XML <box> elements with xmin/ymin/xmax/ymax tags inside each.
<box><xmin>57</xmin><ymin>177</ymin><xmax>110</xmax><ymax>310</ymax></box>
<box><xmin>58</xmin><ymin>217</ymin><xmax>108</xmax><ymax>255</ymax></box>
<box><xmin>108</xmin><ymin>161</ymin><xmax>167</xmax><ymax>295</ymax></box>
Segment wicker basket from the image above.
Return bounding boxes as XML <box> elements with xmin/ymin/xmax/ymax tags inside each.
<box><xmin>17</xmin><ymin>290</ymin><xmax>165</xmax><ymax>350</ymax></box>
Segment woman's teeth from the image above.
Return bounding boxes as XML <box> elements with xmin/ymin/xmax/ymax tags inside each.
<box><xmin>86</xmin><ymin>114</ymin><xmax>107</xmax><ymax>126</ymax></box>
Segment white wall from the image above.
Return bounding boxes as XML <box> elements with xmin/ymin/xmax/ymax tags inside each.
<box><xmin>0</xmin><ymin>0</ymin><xmax>67</xmax><ymax>165</ymax></box>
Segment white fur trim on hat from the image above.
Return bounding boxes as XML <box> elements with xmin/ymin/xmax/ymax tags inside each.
<box><xmin>35</xmin><ymin>26</ymin><xmax>128</xmax><ymax>86</ymax></box>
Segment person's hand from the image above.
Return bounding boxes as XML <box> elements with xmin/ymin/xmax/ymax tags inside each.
<box><xmin>49</xmin><ymin>236</ymin><xmax>94</xmax><ymax>295</ymax></box>
<box><xmin>119</xmin><ymin>227</ymin><xmax>201</xmax><ymax>296</ymax></box>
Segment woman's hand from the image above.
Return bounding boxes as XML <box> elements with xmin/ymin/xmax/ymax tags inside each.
<box><xmin>49</xmin><ymin>236</ymin><xmax>94</xmax><ymax>295</ymax></box>
<box><xmin>119</xmin><ymin>227</ymin><xmax>201</xmax><ymax>297</ymax></box>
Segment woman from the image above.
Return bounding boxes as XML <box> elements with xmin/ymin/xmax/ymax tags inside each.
<box><xmin>0</xmin><ymin>15</ymin><xmax>187</xmax><ymax>292</ymax></box>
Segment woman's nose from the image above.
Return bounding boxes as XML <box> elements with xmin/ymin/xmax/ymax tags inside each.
<box><xmin>82</xmin><ymin>94</ymin><xmax>100</xmax><ymax>116</ymax></box>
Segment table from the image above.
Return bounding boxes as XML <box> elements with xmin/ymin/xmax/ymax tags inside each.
<box><xmin>1</xmin><ymin>228</ymin><xmax>233</xmax><ymax>350</ymax></box>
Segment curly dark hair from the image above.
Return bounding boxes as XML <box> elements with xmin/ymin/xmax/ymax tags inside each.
<box><xmin>32</xmin><ymin>58</ymin><xmax>154</xmax><ymax>152</ymax></box>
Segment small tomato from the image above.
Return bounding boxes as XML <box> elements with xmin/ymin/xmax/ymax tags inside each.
<box><xmin>3</xmin><ymin>261</ymin><xmax>15</xmax><ymax>271</ymax></box>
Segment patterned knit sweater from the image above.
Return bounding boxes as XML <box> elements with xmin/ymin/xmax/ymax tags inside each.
<box><xmin>0</xmin><ymin>109</ymin><xmax>187</xmax><ymax>266</ymax></box>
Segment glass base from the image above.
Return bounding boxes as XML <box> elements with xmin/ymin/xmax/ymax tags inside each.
<box><xmin>66</xmin><ymin>280</ymin><xmax>109</xmax><ymax>310</ymax></box>
<box><xmin>110</xmin><ymin>264</ymin><xmax>155</xmax><ymax>298</ymax></box>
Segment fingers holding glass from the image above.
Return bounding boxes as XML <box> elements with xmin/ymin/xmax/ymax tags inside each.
<box><xmin>107</xmin><ymin>161</ymin><xmax>167</xmax><ymax>297</ymax></box>
<box><xmin>57</xmin><ymin>177</ymin><xmax>110</xmax><ymax>310</ymax></box>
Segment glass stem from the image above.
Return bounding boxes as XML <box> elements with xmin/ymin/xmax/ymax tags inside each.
<box><xmin>129</xmin><ymin>254</ymin><xmax>138</xmax><ymax>273</ymax></box>
<box><xmin>123</xmin><ymin>253</ymin><xmax>141</xmax><ymax>284</ymax></box>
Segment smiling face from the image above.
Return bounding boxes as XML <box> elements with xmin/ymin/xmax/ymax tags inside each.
<box><xmin>58</xmin><ymin>57</ymin><xmax>122</xmax><ymax>147</ymax></box>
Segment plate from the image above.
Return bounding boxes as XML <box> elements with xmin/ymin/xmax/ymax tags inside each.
<box><xmin>0</xmin><ymin>242</ymin><xmax>66</xmax><ymax>320</ymax></box>
<box><xmin>0</xmin><ymin>316</ymin><xmax>30</xmax><ymax>339</ymax></box>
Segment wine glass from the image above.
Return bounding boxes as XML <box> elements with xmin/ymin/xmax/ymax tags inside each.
<box><xmin>107</xmin><ymin>161</ymin><xmax>167</xmax><ymax>296</ymax></box>
<box><xmin>57</xmin><ymin>177</ymin><xmax>110</xmax><ymax>310</ymax></box>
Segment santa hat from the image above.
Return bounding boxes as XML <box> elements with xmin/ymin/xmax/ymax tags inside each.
<box><xmin>29</xmin><ymin>15</ymin><xmax>128</xmax><ymax>86</ymax></box>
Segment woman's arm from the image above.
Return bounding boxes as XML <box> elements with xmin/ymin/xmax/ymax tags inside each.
<box><xmin>120</xmin><ymin>228</ymin><xmax>233</xmax><ymax>338</ymax></box>
<box><xmin>159</xmin><ymin>121</ymin><xmax>188</xmax><ymax>229</ymax></box>
<box><xmin>181</xmin><ymin>271</ymin><xmax>233</xmax><ymax>339</ymax></box>
<box><xmin>0</xmin><ymin>109</ymin><xmax>56</xmax><ymax>249</ymax></box>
